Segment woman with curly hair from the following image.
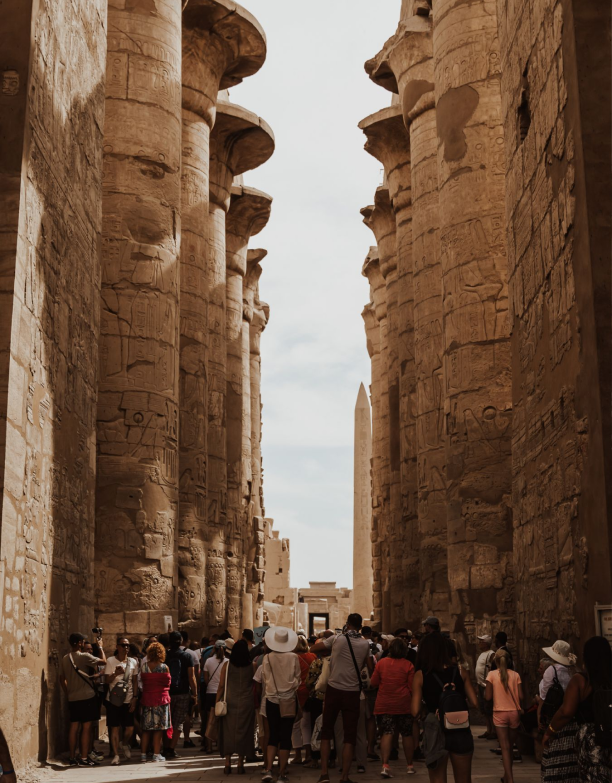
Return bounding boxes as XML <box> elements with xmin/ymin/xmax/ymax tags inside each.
<box><xmin>139</xmin><ymin>641</ymin><xmax>171</xmax><ymax>763</ymax></box>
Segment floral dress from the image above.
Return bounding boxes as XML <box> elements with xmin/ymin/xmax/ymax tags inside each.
<box><xmin>140</xmin><ymin>661</ymin><xmax>171</xmax><ymax>732</ymax></box>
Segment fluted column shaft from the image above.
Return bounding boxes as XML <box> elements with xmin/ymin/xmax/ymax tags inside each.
<box><xmin>95</xmin><ymin>0</ymin><xmax>182</xmax><ymax>636</ymax></box>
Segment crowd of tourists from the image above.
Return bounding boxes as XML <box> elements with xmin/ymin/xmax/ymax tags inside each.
<box><xmin>53</xmin><ymin>615</ymin><xmax>611</xmax><ymax>783</ymax></box>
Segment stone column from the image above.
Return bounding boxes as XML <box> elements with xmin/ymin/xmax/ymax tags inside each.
<box><xmin>96</xmin><ymin>0</ymin><xmax>183</xmax><ymax>637</ymax></box>
<box><xmin>359</xmin><ymin>106</ymin><xmax>418</xmax><ymax>628</ymax></box>
<box><xmin>361</xmin><ymin>189</ymin><xmax>402</xmax><ymax>628</ymax></box>
<box><xmin>361</xmin><ymin>248</ymin><xmax>387</xmax><ymax>625</ymax></box>
<box><xmin>366</xmin><ymin>5</ymin><xmax>450</xmax><ymax>627</ymax></box>
<box><xmin>353</xmin><ymin>383</ymin><xmax>373</xmax><ymax>621</ymax></box>
<box><xmin>225</xmin><ymin>185</ymin><xmax>271</xmax><ymax>636</ymax></box>
<box><xmin>432</xmin><ymin>0</ymin><xmax>513</xmax><ymax>646</ymax></box>
<box><xmin>246</xmin><ymin>249</ymin><xmax>268</xmax><ymax>625</ymax></box>
<box><xmin>207</xmin><ymin>100</ymin><xmax>274</xmax><ymax>632</ymax></box>
<box><xmin>178</xmin><ymin>0</ymin><xmax>267</xmax><ymax>634</ymax></box>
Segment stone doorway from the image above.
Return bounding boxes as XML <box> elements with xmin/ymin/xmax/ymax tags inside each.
<box><xmin>309</xmin><ymin>613</ymin><xmax>329</xmax><ymax>636</ymax></box>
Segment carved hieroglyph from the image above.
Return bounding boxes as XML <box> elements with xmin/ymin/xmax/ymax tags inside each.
<box><xmin>353</xmin><ymin>384</ymin><xmax>373</xmax><ymax>621</ymax></box>
<box><xmin>178</xmin><ymin>0</ymin><xmax>267</xmax><ymax>635</ymax></box>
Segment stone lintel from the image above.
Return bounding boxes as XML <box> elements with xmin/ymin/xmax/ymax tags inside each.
<box><xmin>210</xmin><ymin>101</ymin><xmax>275</xmax><ymax>208</ymax></box>
<box><xmin>226</xmin><ymin>186</ymin><xmax>272</xmax><ymax>275</ymax></box>
<box><xmin>182</xmin><ymin>0</ymin><xmax>266</xmax><ymax>121</ymax></box>
<box><xmin>360</xmin><ymin>187</ymin><xmax>397</xmax><ymax>278</ymax></box>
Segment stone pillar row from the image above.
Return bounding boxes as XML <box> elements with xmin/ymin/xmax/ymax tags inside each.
<box><xmin>95</xmin><ymin>0</ymin><xmax>275</xmax><ymax>640</ymax></box>
<box><xmin>359</xmin><ymin>0</ymin><xmax>513</xmax><ymax>654</ymax></box>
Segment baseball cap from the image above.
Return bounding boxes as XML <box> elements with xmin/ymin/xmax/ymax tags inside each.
<box><xmin>424</xmin><ymin>616</ymin><xmax>440</xmax><ymax>629</ymax></box>
<box><xmin>478</xmin><ymin>634</ymin><xmax>492</xmax><ymax>643</ymax></box>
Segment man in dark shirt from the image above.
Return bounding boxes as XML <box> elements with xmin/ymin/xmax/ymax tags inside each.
<box><xmin>491</xmin><ymin>631</ymin><xmax>515</xmax><ymax>671</ymax></box>
<box><xmin>164</xmin><ymin>631</ymin><xmax>197</xmax><ymax>758</ymax></box>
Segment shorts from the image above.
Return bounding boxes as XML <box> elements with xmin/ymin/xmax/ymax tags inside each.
<box><xmin>321</xmin><ymin>685</ymin><xmax>360</xmax><ymax>745</ymax></box>
<box><xmin>478</xmin><ymin>685</ymin><xmax>493</xmax><ymax>717</ymax></box>
<box><xmin>105</xmin><ymin>700</ymin><xmax>135</xmax><ymax>729</ymax></box>
<box><xmin>68</xmin><ymin>696</ymin><xmax>100</xmax><ymax>724</ymax></box>
<box><xmin>493</xmin><ymin>710</ymin><xmax>521</xmax><ymax>729</ymax></box>
<box><xmin>376</xmin><ymin>713</ymin><xmax>413</xmax><ymax>736</ymax></box>
<box><xmin>170</xmin><ymin>693</ymin><xmax>191</xmax><ymax>729</ymax></box>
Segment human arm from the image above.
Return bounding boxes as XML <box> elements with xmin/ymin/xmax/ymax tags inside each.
<box><xmin>406</xmin><ymin>662</ymin><xmax>415</xmax><ymax>694</ymax></box>
<box><xmin>542</xmin><ymin>674</ymin><xmax>582</xmax><ymax>748</ymax></box>
<box><xmin>203</xmin><ymin>657</ymin><xmax>212</xmax><ymax>688</ymax></box>
<box><xmin>370</xmin><ymin>659</ymin><xmax>381</xmax><ymax>689</ymax></box>
<box><xmin>188</xmin><ymin>665</ymin><xmax>197</xmax><ymax>699</ymax></box>
<box><xmin>461</xmin><ymin>666</ymin><xmax>478</xmax><ymax>709</ymax></box>
<box><xmin>411</xmin><ymin>670</ymin><xmax>423</xmax><ymax>718</ymax></box>
<box><xmin>216</xmin><ymin>666</ymin><xmax>227</xmax><ymax>704</ymax></box>
<box><xmin>0</xmin><ymin>726</ymin><xmax>16</xmax><ymax>783</ymax></box>
<box><xmin>129</xmin><ymin>670</ymin><xmax>139</xmax><ymax>712</ymax></box>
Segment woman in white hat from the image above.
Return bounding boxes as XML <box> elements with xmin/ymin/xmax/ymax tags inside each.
<box><xmin>260</xmin><ymin>627</ymin><xmax>300</xmax><ymax>783</ymax></box>
<box><xmin>539</xmin><ymin>640</ymin><xmax>579</xmax><ymax>783</ymax></box>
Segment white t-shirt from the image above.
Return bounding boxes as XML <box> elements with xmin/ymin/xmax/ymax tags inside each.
<box><xmin>475</xmin><ymin>650</ymin><xmax>495</xmax><ymax>687</ymax></box>
<box><xmin>261</xmin><ymin>652</ymin><xmax>300</xmax><ymax>704</ymax></box>
<box><xmin>324</xmin><ymin>633</ymin><xmax>370</xmax><ymax>692</ymax></box>
<box><xmin>104</xmin><ymin>656</ymin><xmax>137</xmax><ymax>703</ymax></box>
<box><xmin>204</xmin><ymin>655</ymin><xmax>228</xmax><ymax>694</ymax></box>
<box><xmin>539</xmin><ymin>663</ymin><xmax>572</xmax><ymax>699</ymax></box>
<box><xmin>254</xmin><ymin>663</ymin><xmax>267</xmax><ymax>716</ymax></box>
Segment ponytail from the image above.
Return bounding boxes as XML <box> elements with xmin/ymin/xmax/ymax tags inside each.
<box><xmin>495</xmin><ymin>648</ymin><xmax>510</xmax><ymax>690</ymax></box>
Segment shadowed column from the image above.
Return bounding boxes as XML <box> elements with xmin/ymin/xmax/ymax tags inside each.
<box><xmin>207</xmin><ymin>100</ymin><xmax>274</xmax><ymax>632</ymax></box>
<box><xmin>178</xmin><ymin>0</ymin><xmax>266</xmax><ymax>635</ymax></box>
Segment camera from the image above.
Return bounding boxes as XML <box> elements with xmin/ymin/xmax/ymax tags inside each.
<box><xmin>92</xmin><ymin>627</ymin><xmax>103</xmax><ymax>636</ymax></box>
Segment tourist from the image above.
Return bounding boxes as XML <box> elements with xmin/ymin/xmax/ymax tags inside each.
<box><xmin>304</xmin><ymin>648</ymin><xmax>328</xmax><ymax>767</ymax></box>
<box><xmin>260</xmin><ymin>627</ymin><xmax>300</xmax><ymax>783</ymax></box>
<box><xmin>139</xmin><ymin>641</ymin><xmax>171</xmax><ymax>763</ymax></box>
<box><xmin>539</xmin><ymin>640</ymin><xmax>579</xmax><ymax>783</ymax></box>
<box><xmin>253</xmin><ymin>641</ymin><xmax>270</xmax><ymax>764</ymax></box>
<box><xmin>310</xmin><ymin>613</ymin><xmax>370</xmax><ymax>783</ymax></box>
<box><xmin>423</xmin><ymin>617</ymin><xmax>440</xmax><ymax>635</ymax></box>
<box><xmin>202</xmin><ymin>640</ymin><xmax>229</xmax><ymax>753</ymax></box>
<box><xmin>242</xmin><ymin>629</ymin><xmax>255</xmax><ymax>651</ymax></box>
<box><xmin>217</xmin><ymin>639</ymin><xmax>256</xmax><ymax>773</ymax></box>
<box><xmin>543</xmin><ymin>636</ymin><xmax>611</xmax><ymax>782</ymax></box>
<box><xmin>409</xmin><ymin>634</ymin><xmax>420</xmax><ymax>654</ymax></box>
<box><xmin>475</xmin><ymin>635</ymin><xmax>495</xmax><ymax>740</ymax></box>
<box><xmin>291</xmin><ymin>635</ymin><xmax>317</xmax><ymax>765</ymax></box>
<box><xmin>411</xmin><ymin>631</ymin><xmax>478</xmax><ymax>783</ymax></box>
<box><xmin>104</xmin><ymin>636</ymin><xmax>138</xmax><ymax>765</ymax></box>
<box><xmin>485</xmin><ymin>649</ymin><xmax>523</xmax><ymax>783</ymax></box>
<box><xmin>377</xmin><ymin>634</ymin><xmax>394</xmax><ymax>660</ymax></box>
<box><xmin>0</xmin><ymin>727</ymin><xmax>16</xmax><ymax>783</ymax></box>
<box><xmin>59</xmin><ymin>632</ymin><xmax>106</xmax><ymax>767</ymax></box>
<box><xmin>162</xmin><ymin>631</ymin><xmax>197</xmax><ymax>759</ymax></box>
<box><xmin>179</xmin><ymin>630</ymin><xmax>199</xmax><ymax>748</ymax></box>
<box><xmin>491</xmin><ymin>632</ymin><xmax>515</xmax><ymax>671</ymax></box>
<box><xmin>371</xmin><ymin>637</ymin><xmax>416</xmax><ymax>776</ymax></box>
<box><xmin>81</xmin><ymin>639</ymin><xmax>106</xmax><ymax>762</ymax></box>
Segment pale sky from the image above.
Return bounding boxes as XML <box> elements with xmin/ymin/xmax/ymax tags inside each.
<box><xmin>230</xmin><ymin>1</ymin><xmax>402</xmax><ymax>589</ymax></box>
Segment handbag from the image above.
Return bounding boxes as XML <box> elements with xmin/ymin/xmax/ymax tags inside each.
<box><xmin>434</xmin><ymin>669</ymin><xmax>470</xmax><ymax>731</ymax></box>
<box><xmin>311</xmin><ymin>714</ymin><xmax>323</xmax><ymax>751</ymax></box>
<box><xmin>267</xmin><ymin>655</ymin><xmax>297</xmax><ymax>718</ymax></box>
<box><xmin>108</xmin><ymin>659</ymin><xmax>132</xmax><ymax>707</ymax></box>
<box><xmin>215</xmin><ymin>663</ymin><xmax>229</xmax><ymax>717</ymax></box>
<box><xmin>314</xmin><ymin>657</ymin><xmax>331</xmax><ymax>694</ymax></box>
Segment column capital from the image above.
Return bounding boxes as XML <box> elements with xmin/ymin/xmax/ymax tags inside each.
<box><xmin>359</xmin><ymin>105</ymin><xmax>411</xmax><ymax>207</ymax></box>
<box><xmin>362</xmin><ymin>303</ymin><xmax>381</xmax><ymax>358</ymax></box>
<box><xmin>210</xmin><ymin>100</ymin><xmax>275</xmax><ymax>209</ymax></box>
<box><xmin>361</xmin><ymin>187</ymin><xmax>397</xmax><ymax>279</ymax></box>
<box><xmin>226</xmin><ymin>186</ymin><xmax>272</xmax><ymax>275</ymax></box>
<box><xmin>365</xmin><ymin>14</ymin><xmax>435</xmax><ymax>128</ymax></box>
<box><xmin>182</xmin><ymin>0</ymin><xmax>266</xmax><ymax>124</ymax></box>
<box><xmin>362</xmin><ymin>247</ymin><xmax>387</xmax><ymax>322</ymax></box>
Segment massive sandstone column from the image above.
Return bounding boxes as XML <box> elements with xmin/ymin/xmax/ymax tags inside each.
<box><xmin>361</xmin><ymin>189</ymin><xmax>402</xmax><ymax>628</ymax></box>
<box><xmin>96</xmin><ymin>0</ymin><xmax>183</xmax><ymax>636</ymax></box>
<box><xmin>432</xmin><ymin>0</ymin><xmax>513</xmax><ymax>644</ymax></box>
<box><xmin>359</xmin><ymin>106</ymin><xmax>419</xmax><ymax>628</ymax></box>
<box><xmin>225</xmin><ymin>185</ymin><xmax>272</xmax><ymax>635</ymax></box>
<box><xmin>178</xmin><ymin>0</ymin><xmax>267</xmax><ymax>634</ymax></box>
<box><xmin>353</xmin><ymin>383</ymin><xmax>373</xmax><ymax>621</ymax></box>
<box><xmin>361</xmin><ymin>248</ymin><xmax>387</xmax><ymax>625</ymax></box>
<box><xmin>366</xmin><ymin>4</ymin><xmax>450</xmax><ymax>627</ymax></box>
<box><xmin>206</xmin><ymin>100</ymin><xmax>274</xmax><ymax>632</ymax></box>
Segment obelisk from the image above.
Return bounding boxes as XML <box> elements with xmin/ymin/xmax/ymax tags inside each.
<box><xmin>353</xmin><ymin>383</ymin><xmax>373</xmax><ymax>621</ymax></box>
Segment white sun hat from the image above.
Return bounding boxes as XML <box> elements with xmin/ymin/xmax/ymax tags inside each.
<box><xmin>542</xmin><ymin>640</ymin><xmax>577</xmax><ymax>667</ymax></box>
<box><xmin>265</xmin><ymin>626</ymin><xmax>298</xmax><ymax>653</ymax></box>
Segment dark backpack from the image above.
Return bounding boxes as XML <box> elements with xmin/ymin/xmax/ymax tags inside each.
<box><xmin>592</xmin><ymin>687</ymin><xmax>612</xmax><ymax>749</ymax></box>
<box><xmin>167</xmin><ymin>651</ymin><xmax>185</xmax><ymax>694</ymax></box>
<box><xmin>434</xmin><ymin>667</ymin><xmax>470</xmax><ymax>731</ymax></box>
<box><xmin>540</xmin><ymin>667</ymin><xmax>565</xmax><ymax>726</ymax></box>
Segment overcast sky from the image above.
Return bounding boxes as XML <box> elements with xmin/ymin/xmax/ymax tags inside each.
<box><xmin>230</xmin><ymin>1</ymin><xmax>401</xmax><ymax>589</ymax></box>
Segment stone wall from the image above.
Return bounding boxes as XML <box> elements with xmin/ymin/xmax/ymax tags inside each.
<box><xmin>359</xmin><ymin>0</ymin><xmax>610</xmax><ymax>674</ymax></box>
<box><xmin>0</xmin><ymin>0</ymin><xmax>106</xmax><ymax>764</ymax></box>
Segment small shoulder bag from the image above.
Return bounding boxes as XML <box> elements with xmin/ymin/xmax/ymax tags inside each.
<box><xmin>109</xmin><ymin>659</ymin><xmax>132</xmax><ymax>706</ymax></box>
<box><xmin>215</xmin><ymin>662</ymin><xmax>229</xmax><ymax>716</ymax></box>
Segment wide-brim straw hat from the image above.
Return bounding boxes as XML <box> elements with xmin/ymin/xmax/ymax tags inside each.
<box><xmin>265</xmin><ymin>626</ymin><xmax>298</xmax><ymax>653</ymax></box>
<box><xmin>225</xmin><ymin>639</ymin><xmax>235</xmax><ymax>651</ymax></box>
<box><xmin>542</xmin><ymin>640</ymin><xmax>577</xmax><ymax>666</ymax></box>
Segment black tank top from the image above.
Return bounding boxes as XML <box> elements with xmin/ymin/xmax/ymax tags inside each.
<box><xmin>422</xmin><ymin>666</ymin><xmax>466</xmax><ymax>713</ymax></box>
<box><xmin>575</xmin><ymin>673</ymin><xmax>595</xmax><ymax>724</ymax></box>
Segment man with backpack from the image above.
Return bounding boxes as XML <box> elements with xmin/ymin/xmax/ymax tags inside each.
<box><xmin>163</xmin><ymin>631</ymin><xmax>197</xmax><ymax>759</ymax></box>
<box><xmin>475</xmin><ymin>634</ymin><xmax>495</xmax><ymax>739</ymax></box>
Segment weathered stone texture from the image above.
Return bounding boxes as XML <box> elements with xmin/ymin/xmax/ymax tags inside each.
<box><xmin>0</xmin><ymin>0</ymin><xmax>106</xmax><ymax>764</ymax></box>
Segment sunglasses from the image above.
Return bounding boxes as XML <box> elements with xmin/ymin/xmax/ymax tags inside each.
<box><xmin>119</xmin><ymin>643</ymin><xmax>130</xmax><ymax>648</ymax></box>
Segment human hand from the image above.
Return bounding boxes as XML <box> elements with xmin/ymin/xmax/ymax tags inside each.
<box><xmin>114</xmin><ymin>666</ymin><xmax>124</xmax><ymax>676</ymax></box>
<box><xmin>542</xmin><ymin>731</ymin><xmax>551</xmax><ymax>749</ymax></box>
<box><xmin>129</xmin><ymin>698</ymin><xmax>137</xmax><ymax>713</ymax></box>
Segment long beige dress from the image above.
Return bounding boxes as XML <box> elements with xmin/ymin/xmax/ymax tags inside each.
<box><xmin>218</xmin><ymin>663</ymin><xmax>255</xmax><ymax>758</ymax></box>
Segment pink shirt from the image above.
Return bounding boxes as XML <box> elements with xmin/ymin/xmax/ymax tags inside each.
<box><xmin>371</xmin><ymin>657</ymin><xmax>414</xmax><ymax>715</ymax></box>
<box><xmin>486</xmin><ymin>669</ymin><xmax>522</xmax><ymax>711</ymax></box>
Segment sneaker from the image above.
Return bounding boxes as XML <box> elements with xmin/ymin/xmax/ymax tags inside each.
<box><xmin>87</xmin><ymin>752</ymin><xmax>102</xmax><ymax>765</ymax></box>
<box><xmin>111</xmin><ymin>755</ymin><xmax>120</xmax><ymax>766</ymax></box>
<box><xmin>141</xmin><ymin>754</ymin><xmax>147</xmax><ymax>763</ymax></box>
<box><xmin>513</xmin><ymin>750</ymin><xmax>523</xmax><ymax>762</ymax></box>
<box><xmin>123</xmin><ymin>743</ymin><xmax>132</xmax><ymax>759</ymax></box>
<box><xmin>406</xmin><ymin>766</ymin><xmax>416</xmax><ymax>775</ymax></box>
<box><xmin>279</xmin><ymin>776</ymin><xmax>290</xmax><ymax>783</ymax></box>
<box><xmin>184</xmin><ymin>739</ymin><xmax>196</xmax><ymax>748</ymax></box>
<box><xmin>368</xmin><ymin>753</ymin><xmax>381</xmax><ymax>761</ymax></box>
<box><xmin>153</xmin><ymin>754</ymin><xmax>166</xmax><ymax>762</ymax></box>
<box><xmin>68</xmin><ymin>758</ymin><xmax>78</xmax><ymax>767</ymax></box>
<box><xmin>381</xmin><ymin>765</ymin><xmax>393</xmax><ymax>778</ymax></box>
<box><xmin>77</xmin><ymin>758</ymin><xmax>96</xmax><ymax>767</ymax></box>
<box><xmin>358</xmin><ymin>766</ymin><xmax>366</xmax><ymax>774</ymax></box>
<box><xmin>166</xmin><ymin>749</ymin><xmax>179</xmax><ymax>759</ymax></box>
<box><xmin>262</xmin><ymin>770</ymin><xmax>274</xmax><ymax>782</ymax></box>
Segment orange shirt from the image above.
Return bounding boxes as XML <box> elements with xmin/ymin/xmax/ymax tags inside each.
<box><xmin>486</xmin><ymin>669</ymin><xmax>522</xmax><ymax>711</ymax></box>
